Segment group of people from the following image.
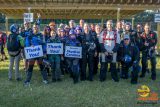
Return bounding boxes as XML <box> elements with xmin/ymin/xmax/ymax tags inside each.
<box><xmin>2</xmin><ymin>14</ymin><xmax>157</xmax><ymax>86</ymax></box>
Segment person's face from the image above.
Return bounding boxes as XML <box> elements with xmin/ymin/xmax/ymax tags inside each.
<box><xmin>117</xmin><ymin>22</ymin><xmax>122</xmax><ymax>29</ymax></box>
<box><xmin>144</xmin><ymin>25</ymin><xmax>150</xmax><ymax>34</ymax></box>
<box><xmin>69</xmin><ymin>22</ymin><xmax>74</xmax><ymax>28</ymax></box>
<box><xmin>33</xmin><ymin>25</ymin><xmax>39</xmax><ymax>34</ymax></box>
<box><xmin>125</xmin><ymin>25</ymin><xmax>130</xmax><ymax>31</ymax></box>
<box><xmin>95</xmin><ymin>26</ymin><xmax>101</xmax><ymax>34</ymax></box>
<box><xmin>84</xmin><ymin>24</ymin><xmax>89</xmax><ymax>32</ymax></box>
<box><xmin>50</xmin><ymin>31</ymin><xmax>56</xmax><ymax>37</ymax></box>
<box><xmin>50</xmin><ymin>25</ymin><xmax>55</xmax><ymax>31</ymax></box>
<box><xmin>91</xmin><ymin>24</ymin><xmax>95</xmax><ymax>30</ymax></box>
<box><xmin>80</xmin><ymin>20</ymin><xmax>84</xmax><ymax>27</ymax></box>
<box><xmin>106</xmin><ymin>21</ymin><xmax>112</xmax><ymax>30</ymax></box>
<box><xmin>124</xmin><ymin>38</ymin><xmax>130</xmax><ymax>45</ymax></box>
<box><xmin>122</xmin><ymin>23</ymin><xmax>126</xmax><ymax>30</ymax></box>
<box><xmin>24</xmin><ymin>23</ymin><xmax>29</xmax><ymax>29</ymax></box>
<box><xmin>137</xmin><ymin>25</ymin><xmax>142</xmax><ymax>32</ymax></box>
<box><xmin>60</xmin><ymin>31</ymin><xmax>65</xmax><ymax>37</ymax></box>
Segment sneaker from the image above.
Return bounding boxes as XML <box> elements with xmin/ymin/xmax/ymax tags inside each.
<box><xmin>5</xmin><ymin>57</ymin><xmax>8</xmax><ymax>60</ymax></box>
<box><xmin>16</xmin><ymin>78</ymin><xmax>22</xmax><ymax>81</ymax></box>
<box><xmin>140</xmin><ymin>74</ymin><xmax>145</xmax><ymax>78</ymax></box>
<box><xmin>151</xmin><ymin>76</ymin><xmax>156</xmax><ymax>81</ymax></box>
<box><xmin>8</xmin><ymin>78</ymin><xmax>12</xmax><ymax>81</ymax></box>
<box><xmin>43</xmin><ymin>80</ymin><xmax>49</xmax><ymax>84</ymax></box>
<box><xmin>52</xmin><ymin>79</ymin><xmax>56</xmax><ymax>82</ymax></box>
<box><xmin>24</xmin><ymin>82</ymin><xmax>30</xmax><ymax>87</ymax></box>
<box><xmin>57</xmin><ymin>79</ymin><xmax>62</xmax><ymax>82</ymax></box>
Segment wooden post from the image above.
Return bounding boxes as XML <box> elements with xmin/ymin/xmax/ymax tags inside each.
<box><xmin>28</xmin><ymin>7</ymin><xmax>31</xmax><ymax>28</ymax></box>
<box><xmin>157</xmin><ymin>23</ymin><xmax>160</xmax><ymax>54</ymax></box>
<box><xmin>117</xmin><ymin>8</ymin><xmax>121</xmax><ymax>22</ymax></box>
<box><xmin>132</xmin><ymin>17</ymin><xmax>135</xmax><ymax>30</ymax></box>
<box><xmin>5</xmin><ymin>16</ymin><xmax>8</xmax><ymax>35</ymax></box>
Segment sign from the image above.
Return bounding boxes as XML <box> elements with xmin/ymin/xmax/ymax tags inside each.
<box><xmin>24</xmin><ymin>13</ymin><xmax>34</xmax><ymax>23</ymax></box>
<box><xmin>24</xmin><ymin>45</ymin><xmax>43</xmax><ymax>59</ymax></box>
<box><xmin>65</xmin><ymin>46</ymin><xmax>82</xmax><ymax>58</ymax></box>
<box><xmin>137</xmin><ymin>85</ymin><xmax>159</xmax><ymax>105</ymax></box>
<box><xmin>154</xmin><ymin>14</ymin><xmax>160</xmax><ymax>23</ymax></box>
<box><xmin>47</xmin><ymin>43</ymin><xmax>63</xmax><ymax>54</ymax></box>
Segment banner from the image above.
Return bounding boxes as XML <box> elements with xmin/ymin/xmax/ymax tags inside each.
<box><xmin>154</xmin><ymin>13</ymin><xmax>160</xmax><ymax>23</ymax></box>
<box><xmin>24</xmin><ymin>13</ymin><xmax>34</xmax><ymax>23</ymax></box>
<box><xmin>65</xmin><ymin>46</ymin><xmax>82</xmax><ymax>58</ymax></box>
<box><xmin>47</xmin><ymin>43</ymin><xmax>63</xmax><ymax>54</ymax></box>
<box><xmin>24</xmin><ymin>45</ymin><xmax>43</xmax><ymax>59</ymax></box>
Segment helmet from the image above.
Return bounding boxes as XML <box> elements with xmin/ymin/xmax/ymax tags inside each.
<box><xmin>60</xmin><ymin>29</ymin><xmax>65</xmax><ymax>32</ymax></box>
<box><xmin>10</xmin><ymin>24</ymin><xmax>19</xmax><ymax>33</ymax></box>
<box><xmin>44</xmin><ymin>26</ymin><xmax>51</xmax><ymax>32</ymax></box>
<box><xmin>69</xmin><ymin>29</ymin><xmax>76</xmax><ymax>35</ymax></box>
<box><xmin>69</xmin><ymin>20</ymin><xmax>75</xmax><ymax>23</ymax></box>
<box><xmin>49</xmin><ymin>22</ymin><xmax>56</xmax><ymax>26</ymax></box>
<box><xmin>124</xmin><ymin>55</ymin><xmax>132</xmax><ymax>63</ymax></box>
<box><xmin>75</xmin><ymin>26</ymin><xmax>82</xmax><ymax>31</ymax></box>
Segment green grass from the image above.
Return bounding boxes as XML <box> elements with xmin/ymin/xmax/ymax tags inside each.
<box><xmin>0</xmin><ymin>54</ymin><xmax>159</xmax><ymax>107</ymax></box>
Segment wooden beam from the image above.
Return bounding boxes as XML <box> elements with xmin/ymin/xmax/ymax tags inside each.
<box><xmin>0</xmin><ymin>4</ymin><xmax>159</xmax><ymax>10</ymax></box>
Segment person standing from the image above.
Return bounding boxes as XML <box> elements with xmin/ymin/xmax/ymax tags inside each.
<box><xmin>7</xmin><ymin>24</ymin><xmax>24</xmax><ymax>81</ymax></box>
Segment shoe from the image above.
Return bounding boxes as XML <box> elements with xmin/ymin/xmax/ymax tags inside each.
<box><xmin>151</xmin><ymin>76</ymin><xmax>156</xmax><ymax>81</ymax></box>
<box><xmin>52</xmin><ymin>79</ymin><xmax>56</xmax><ymax>82</ymax></box>
<box><xmin>24</xmin><ymin>81</ymin><xmax>30</xmax><ymax>87</ymax></box>
<box><xmin>5</xmin><ymin>57</ymin><xmax>8</xmax><ymax>60</ymax></box>
<box><xmin>16</xmin><ymin>78</ymin><xmax>22</xmax><ymax>81</ymax></box>
<box><xmin>1</xmin><ymin>59</ymin><xmax>4</xmax><ymax>61</ymax></box>
<box><xmin>43</xmin><ymin>80</ymin><xmax>49</xmax><ymax>84</ymax></box>
<box><xmin>8</xmin><ymin>78</ymin><xmax>12</xmax><ymax>81</ymax></box>
<box><xmin>131</xmin><ymin>80</ymin><xmax>137</xmax><ymax>84</ymax></box>
<box><xmin>140</xmin><ymin>74</ymin><xmax>145</xmax><ymax>78</ymax></box>
<box><xmin>47</xmin><ymin>73</ymin><xmax>51</xmax><ymax>77</ymax></box>
<box><xmin>112</xmin><ymin>78</ymin><xmax>119</xmax><ymax>82</ymax></box>
<box><xmin>57</xmin><ymin>79</ymin><xmax>62</xmax><ymax>82</ymax></box>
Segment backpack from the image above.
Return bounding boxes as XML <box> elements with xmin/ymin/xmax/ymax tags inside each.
<box><xmin>7</xmin><ymin>34</ymin><xmax>21</xmax><ymax>52</ymax></box>
<box><xmin>0</xmin><ymin>33</ymin><xmax>4</xmax><ymax>45</ymax></box>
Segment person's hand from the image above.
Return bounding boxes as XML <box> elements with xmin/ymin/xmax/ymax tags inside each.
<box><xmin>61</xmin><ymin>56</ymin><xmax>64</xmax><ymax>61</ymax></box>
<box><xmin>105</xmin><ymin>52</ymin><xmax>108</xmax><ymax>56</ymax></box>
<box><xmin>144</xmin><ymin>42</ymin><xmax>149</xmax><ymax>46</ymax></box>
<box><xmin>94</xmin><ymin>52</ymin><xmax>97</xmax><ymax>57</ymax></box>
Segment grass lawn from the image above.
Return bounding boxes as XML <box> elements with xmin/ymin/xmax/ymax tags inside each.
<box><xmin>0</xmin><ymin>54</ymin><xmax>159</xmax><ymax>107</ymax></box>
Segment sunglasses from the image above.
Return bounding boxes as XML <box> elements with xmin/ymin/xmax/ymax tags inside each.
<box><xmin>124</xmin><ymin>38</ymin><xmax>129</xmax><ymax>40</ymax></box>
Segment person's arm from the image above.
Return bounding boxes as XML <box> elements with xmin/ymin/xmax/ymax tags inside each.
<box><xmin>18</xmin><ymin>35</ymin><xmax>24</xmax><ymax>47</ymax></box>
<box><xmin>112</xmin><ymin>33</ymin><xmax>120</xmax><ymax>53</ymax></box>
<box><xmin>149</xmin><ymin>32</ymin><xmax>157</xmax><ymax>48</ymax></box>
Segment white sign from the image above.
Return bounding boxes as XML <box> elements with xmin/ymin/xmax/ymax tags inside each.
<box><xmin>65</xmin><ymin>46</ymin><xmax>82</xmax><ymax>58</ymax></box>
<box><xmin>24</xmin><ymin>45</ymin><xmax>43</xmax><ymax>59</ymax></box>
<box><xmin>47</xmin><ymin>43</ymin><xmax>63</xmax><ymax>54</ymax></box>
<box><xmin>24</xmin><ymin>13</ymin><xmax>34</xmax><ymax>23</ymax></box>
<box><xmin>154</xmin><ymin>14</ymin><xmax>160</xmax><ymax>23</ymax></box>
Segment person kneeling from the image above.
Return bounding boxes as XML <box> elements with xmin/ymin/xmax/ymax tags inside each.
<box><xmin>118</xmin><ymin>34</ymin><xmax>140</xmax><ymax>84</ymax></box>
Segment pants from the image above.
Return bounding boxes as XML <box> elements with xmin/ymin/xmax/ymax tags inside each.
<box><xmin>121</xmin><ymin>64</ymin><xmax>139</xmax><ymax>83</ymax></box>
<box><xmin>66</xmin><ymin>58</ymin><xmax>79</xmax><ymax>83</ymax></box>
<box><xmin>8</xmin><ymin>54</ymin><xmax>21</xmax><ymax>79</ymax></box>
<box><xmin>141</xmin><ymin>51</ymin><xmax>156</xmax><ymax>78</ymax></box>
<box><xmin>60</xmin><ymin>58</ymin><xmax>69</xmax><ymax>75</ymax></box>
<box><xmin>50</xmin><ymin>56</ymin><xmax>61</xmax><ymax>80</ymax></box>
<box><xmin>99</xmin><ymin>53</ymin><xmax>118</xmax><ymax>81</ymax></box>
<box><xmin>81</xmin><ymin>53</ymin><xmax>94</xmax><ymax>81</ymax></box>
<box><xmin>99</xmin><ymin>62</ymin><xmax>118</xmax><ymax>81</ymax></box>
<box><xmin>25</xmin><ymin>58</ymin><xmax>47</xmax><ymax>82</ymax></box>
<box><xmin>93</xmin><ymin>54</ymin><xmax>99</xmax><ymax>75</ymax></box>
